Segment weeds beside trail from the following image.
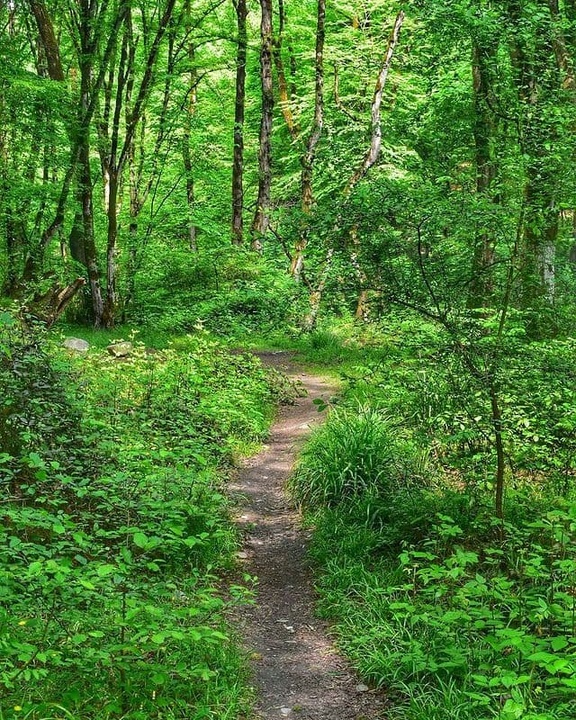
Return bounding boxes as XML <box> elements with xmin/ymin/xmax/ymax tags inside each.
<box><xmin>0</xmin><ymin>318</ymin><xmax>282</xmax><ymax>720</ymax></box>
<box><xmin>290</xmin><ymin>318</ymin><xmax>576</xmax><ymax>720</ymax></box>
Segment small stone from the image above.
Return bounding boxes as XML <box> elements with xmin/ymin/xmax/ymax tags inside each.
<box><xmin>280</xmin><ymin>708</ymin><xmax>292</xmax><ymax>717</ymax></box>
<box><xmin>107</xmin><ymin>341</ymin><xmax>134</xmax><ymax>357</ymax></box>
<box><xmin>63</xmin><ymin>337</ymin><xmax>89</xmax><ymax>353</ymax></box>
<box><xmin>236</xmin><ymin>551</ymin><xmax>248</xmax><ymax>559</ymax></box>
<box><xmin>356</xmin><ymin>683</ymin><xmax>370</xmax><ymax>693</ymax></box>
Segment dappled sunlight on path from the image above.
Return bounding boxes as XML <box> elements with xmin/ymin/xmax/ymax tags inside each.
<box><xmin>229</xmin><ymin>353</ymin><xmax>388</xmax><ymax>720</ymax></box>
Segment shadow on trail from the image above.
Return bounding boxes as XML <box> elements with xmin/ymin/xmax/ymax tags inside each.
<box><xmin>229</xmin><ymin>359</ymin><xmax>388</xmax><ymax>720</ymax></box>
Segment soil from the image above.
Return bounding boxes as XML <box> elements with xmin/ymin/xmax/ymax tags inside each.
<box><xmin>229</xmin><ymin>352</ymin><xmax>389</xmax><ymax>720</ymax></box>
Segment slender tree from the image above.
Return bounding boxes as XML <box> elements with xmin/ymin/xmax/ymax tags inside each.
<box><xmin>97</xmin><ymin>0</ymin><xmax>178</xmax><ymax>326</ymax></box>
<box><xmin>290</xmin><ymin>0</ymin><xmax>326</xmax><ymax>281</ymax></box>
<box><xmin>231</xmin><ymin>0</ymin><xmax>247</xmax><ymax>245</ymax></box>
<box><xmin>304</xmin><ymin>10</ymin><xmax>405</xmax><ymax>328</ymax></box>
<box><xmin>250</xmin><ymin>0</ymin><xmax>274</xmax><ymax>252</ymax></box>
<box><xmin>273</xmin><ymin>0</ymin><xmax>299</xmax><ymax>140</ymax></box>
<box><xmin>468</xmin><ymin>37</ymin><xmax>499</xmax><ymax>308</ymax></box>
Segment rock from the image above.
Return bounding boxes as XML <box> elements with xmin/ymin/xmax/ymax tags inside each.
<box><xmin>236</xmin><ymin>551</ymin><xmax>248</xmax><ymax>560</ymax></box>
<box><xmin>107</xmin><ymin>341</ymin><xmax>134</xmax><ymax>358</ymax></box>
<box><xmin>63</xmin><ymin>337</ymin><xmax>89</xmax><ymax>353</ymax></box>
<box><xmin>355</xmin><ymin>683</ymin><xmax>370</xmax><ymax>693</ymax></box>
<box><xmin>280</xmin><ymin>708</ymin><xmax>292</xmax><ymax>717</ymax></box>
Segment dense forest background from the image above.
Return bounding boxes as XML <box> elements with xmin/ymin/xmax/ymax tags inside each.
<box><xmin>4</xmin><ymin>0</ymin><xmax>576</xmax><ymax>333</ymax></box>
<box><xmin>4</xmin><ymin>0</ymin><xmax>576</xmax><ymax>719</ymax></box>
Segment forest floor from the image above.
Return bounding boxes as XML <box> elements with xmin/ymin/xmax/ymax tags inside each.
<box><xmin>229</xmin><ymin>352</ymin><xmax>389</xmax><ymax>720</ymax></box>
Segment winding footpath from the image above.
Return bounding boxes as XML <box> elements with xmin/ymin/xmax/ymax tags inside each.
<box><xmin>229</xmin><ymin>353</ymin><xmax>388</xmax><ymax>720</ymax></box>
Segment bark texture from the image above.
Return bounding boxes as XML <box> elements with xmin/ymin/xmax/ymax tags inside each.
<box><xmin>232</xmin><ymin>0</ymin><xmax>248</xmax><ymax>245</ymax></box>
<box><xmin>250</xmin><ymin>0</ymin><xmax>274</xmax><ymax>252</ymax></box>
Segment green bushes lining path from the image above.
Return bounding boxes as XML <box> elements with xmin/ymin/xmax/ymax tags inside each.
<box><xmin>290</xmin><ymin>317</ymin><xmax>576</xmax><ymax>720</ymax></box>
<box><xmin>0</xmin><ymin>314</ymin><xmax>285</xmax><ymax>719</ymax></box>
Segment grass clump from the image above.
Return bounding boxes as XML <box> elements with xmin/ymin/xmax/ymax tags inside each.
<box><xmin>290</xmin><ymin>406</ymin><xmax>430</xmax><ymax>511</ymax></box>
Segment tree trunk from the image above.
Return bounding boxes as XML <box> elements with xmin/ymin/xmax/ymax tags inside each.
<box><xmin>273</xmin><ymin>0</ymin><xmax>299</xmax><ymax>140</ymax></box>
<box><xmin>489</xmin><ymin>383</ymin><xmax>505</xmax><ymax>522</ymax></box>
<box><xmin>345</xmin><ymin>11</ymin><xmax>405</xmax><ymax>192</ymax></box>
<box><xmin>27</xmin><ymin>277</ymin><xmax>86</xmax><ymax>327</ymax></box>
<box><xmin>77</xmin><ymin>137</ymin><xmax>105</xmax><ymax>326</ymax></box>
<box><xmin>291</xmin><ymin>0</ymin><xmax>325</xmax><ymax>281</ymax></box>
<box><xmin>304</xmin><ymin>10</ymin><xmax>404</xmax><ymax>327</ymax></box>
<box><xmin>250</xmin><ymin>0</ymin><xmax>274</xmax><ymax>252</ymax></box>
<box><xmin>104</xmin><ymin>167</ymin><xmax>120</xmax><ymax>327</ymax></box>
<box><xmin>23</xmin><ymin>0</ymin><xmax>127</xmax><ymax>291</ymax></box>
<box><xmin>232</xmin><ymin>0</ymin><xmax>248</xmax><ymax>245</ymax></box>
<box><xmin>101</xmin><ymin>0</ymin><xmax>177</xmax><ymax>326</ymax></box>
<box><xmin>507</xmin><ymin>0</ymin><xmax>559</xmax><ymax>313</ymax></box>
<box><xmin>183</xmin><ymin>1</ymin><xmax>198</xmax><ymax>251</ymax></box>
<box><xmin>28</xmin><ymin>0</ymin><xmax>65</xmax><ymax>81</ymax></box>
<box><xmin>74</xmin><ymin>7</ymin><xmax>105</xmax><ymax>327</ymax></box>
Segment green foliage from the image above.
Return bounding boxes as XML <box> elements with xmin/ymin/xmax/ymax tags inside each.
<box><xmin>294</xmin><ymin>313</ymin><xmax>576</xmax><ymax>719</ymax></box>
<box><xmin>78</xmin><ymin>334</ymin><xmax>275</xmax><ymax>463</ymax></box>
<box><xmin>308</xmin><ymin>503</ymin><xmax>576</xmax><ymax>720</ymax></box>
<box><xmin>0</xmin><ymin>318</ymin><xmax>282</xmax><ymax>719</ymax></box>
<box><xmin>290</xmin><ymin>405</ymin><xmax>430</xmax><ymax>510</ymax></box>
<box><xmin>0</xmin><ymin>316</ymin><xmax>98</xmax><ymax>484</ymax></box>
<box><xmin>131</xmin><ymin>248</ymin><xmax>306</xmax><ymax>338</ymax></box>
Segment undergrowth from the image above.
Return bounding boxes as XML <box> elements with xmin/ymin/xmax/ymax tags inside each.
<box><xmin>291</xmin><ymin>314</ymin><xmax>576</xmax><ymax>720</ymax></box>
<box><xmin>0</xmin><ymin>315</ymin><xmax>284</xmax><ymax>719</ymax></box>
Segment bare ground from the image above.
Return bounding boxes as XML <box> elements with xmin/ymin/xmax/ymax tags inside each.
<box><xmin>228</xmin><ymin>352</ymin><xmax>388</xmax><ymax>720</ymax></box>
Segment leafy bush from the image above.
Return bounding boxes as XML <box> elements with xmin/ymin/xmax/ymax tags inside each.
<box><xmin>130</xmin><ymin>247</ymin><xmax>306</xmax><ymax>337</ymax></box>
<box><xmin>0</xmin><ymin>320</ymin><xmax>280</xmax><ymax>719</ymax></box>
<box><xmin>309</xmin><ymin>505</ymin><xmax>576</xmax><ymax>720</ymax></box>
<box><xmin>0</xmin><ymin>313</ymin><xmax>98</xmax><ymax>487</ymax></box>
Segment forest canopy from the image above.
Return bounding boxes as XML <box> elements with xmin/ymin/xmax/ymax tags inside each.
<box><xmin>2</xmin><ymin>0</ymin><xmax>575</xmax><ymax>333</ymax></box>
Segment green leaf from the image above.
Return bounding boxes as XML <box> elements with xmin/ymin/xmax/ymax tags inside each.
<box><xmin>133</xmin><ymin>532</ymin><xmax>149</xmax><ymax>548</ymax></box>
<box><xmin>550</xmin><ymin>636</ymin><xmax>569</xmax><ymax>651</ymax></box>
<box><xmin>96</xmin><ymin>564</ymin><xmax>116</xmax><ymax>577</ymax></box>
<box><xmin>501</xmin><ymin>699</ymin><xmax>525</xmax><ymax>720</ymax></box>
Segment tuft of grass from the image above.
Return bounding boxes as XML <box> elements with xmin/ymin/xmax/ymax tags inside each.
<box><xmin>289</xmin><ymin>405</ymin><xmax>429</xmax><ymax>510</ymax></box>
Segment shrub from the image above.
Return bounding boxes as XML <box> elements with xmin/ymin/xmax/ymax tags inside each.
<box><xmin>290</xmin><ymin>405</ymin><xmax>431</xmax><ymax>510</ymax></box>
<box><xmin>0</xmin><ymin>323</ymin><xmax>270</xmax><ymax>719</ymax></box>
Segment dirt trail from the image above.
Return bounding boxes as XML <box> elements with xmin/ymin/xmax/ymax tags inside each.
<box><xmin>229</xmin><ymin>352</ymin><xmax>388</xmax><ymax>720</ymax></box>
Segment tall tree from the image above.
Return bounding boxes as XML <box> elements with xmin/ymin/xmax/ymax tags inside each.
<box><xmin>468</xmin><ymin>35</ymin><xmax>499</xmax><ymax>308</ymax></box>
<box><xmin>506</xmin><ymin>0</ymin><xmax>560</xmax><ymax>310</ymax></box>
<box><xmin>250</xmin><ymin>0</ymin><xmax>274</xmax><ymax>252</ymax></box>
<box><xmin>97</xmin><ymin>0</ymin><xmax>177</xmax><ymax>326</ymax></box>
<box><xmin>272</xmin><ymin>0</ymin><xmax>299</xmax><ymax>140</ymax></box>
<box><xmin>231</xmin><ymin>0</ymin><xmax>248</xmax><ymax>245</ymax></box>
<box><xmin>304</xmin><ymin>10</ymin><xmax>405</xmax><ymax>328</ymax></box>
<box><xmin>290</xmin><ymin>0</ymin><xmax>326</xmax><ymax>281</ymax></box>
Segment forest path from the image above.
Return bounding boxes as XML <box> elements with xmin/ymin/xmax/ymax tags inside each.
<box><xmin>229</xmin><ymin>352</ymin><xmax>388</xmax><ymax>720</ymax></box>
